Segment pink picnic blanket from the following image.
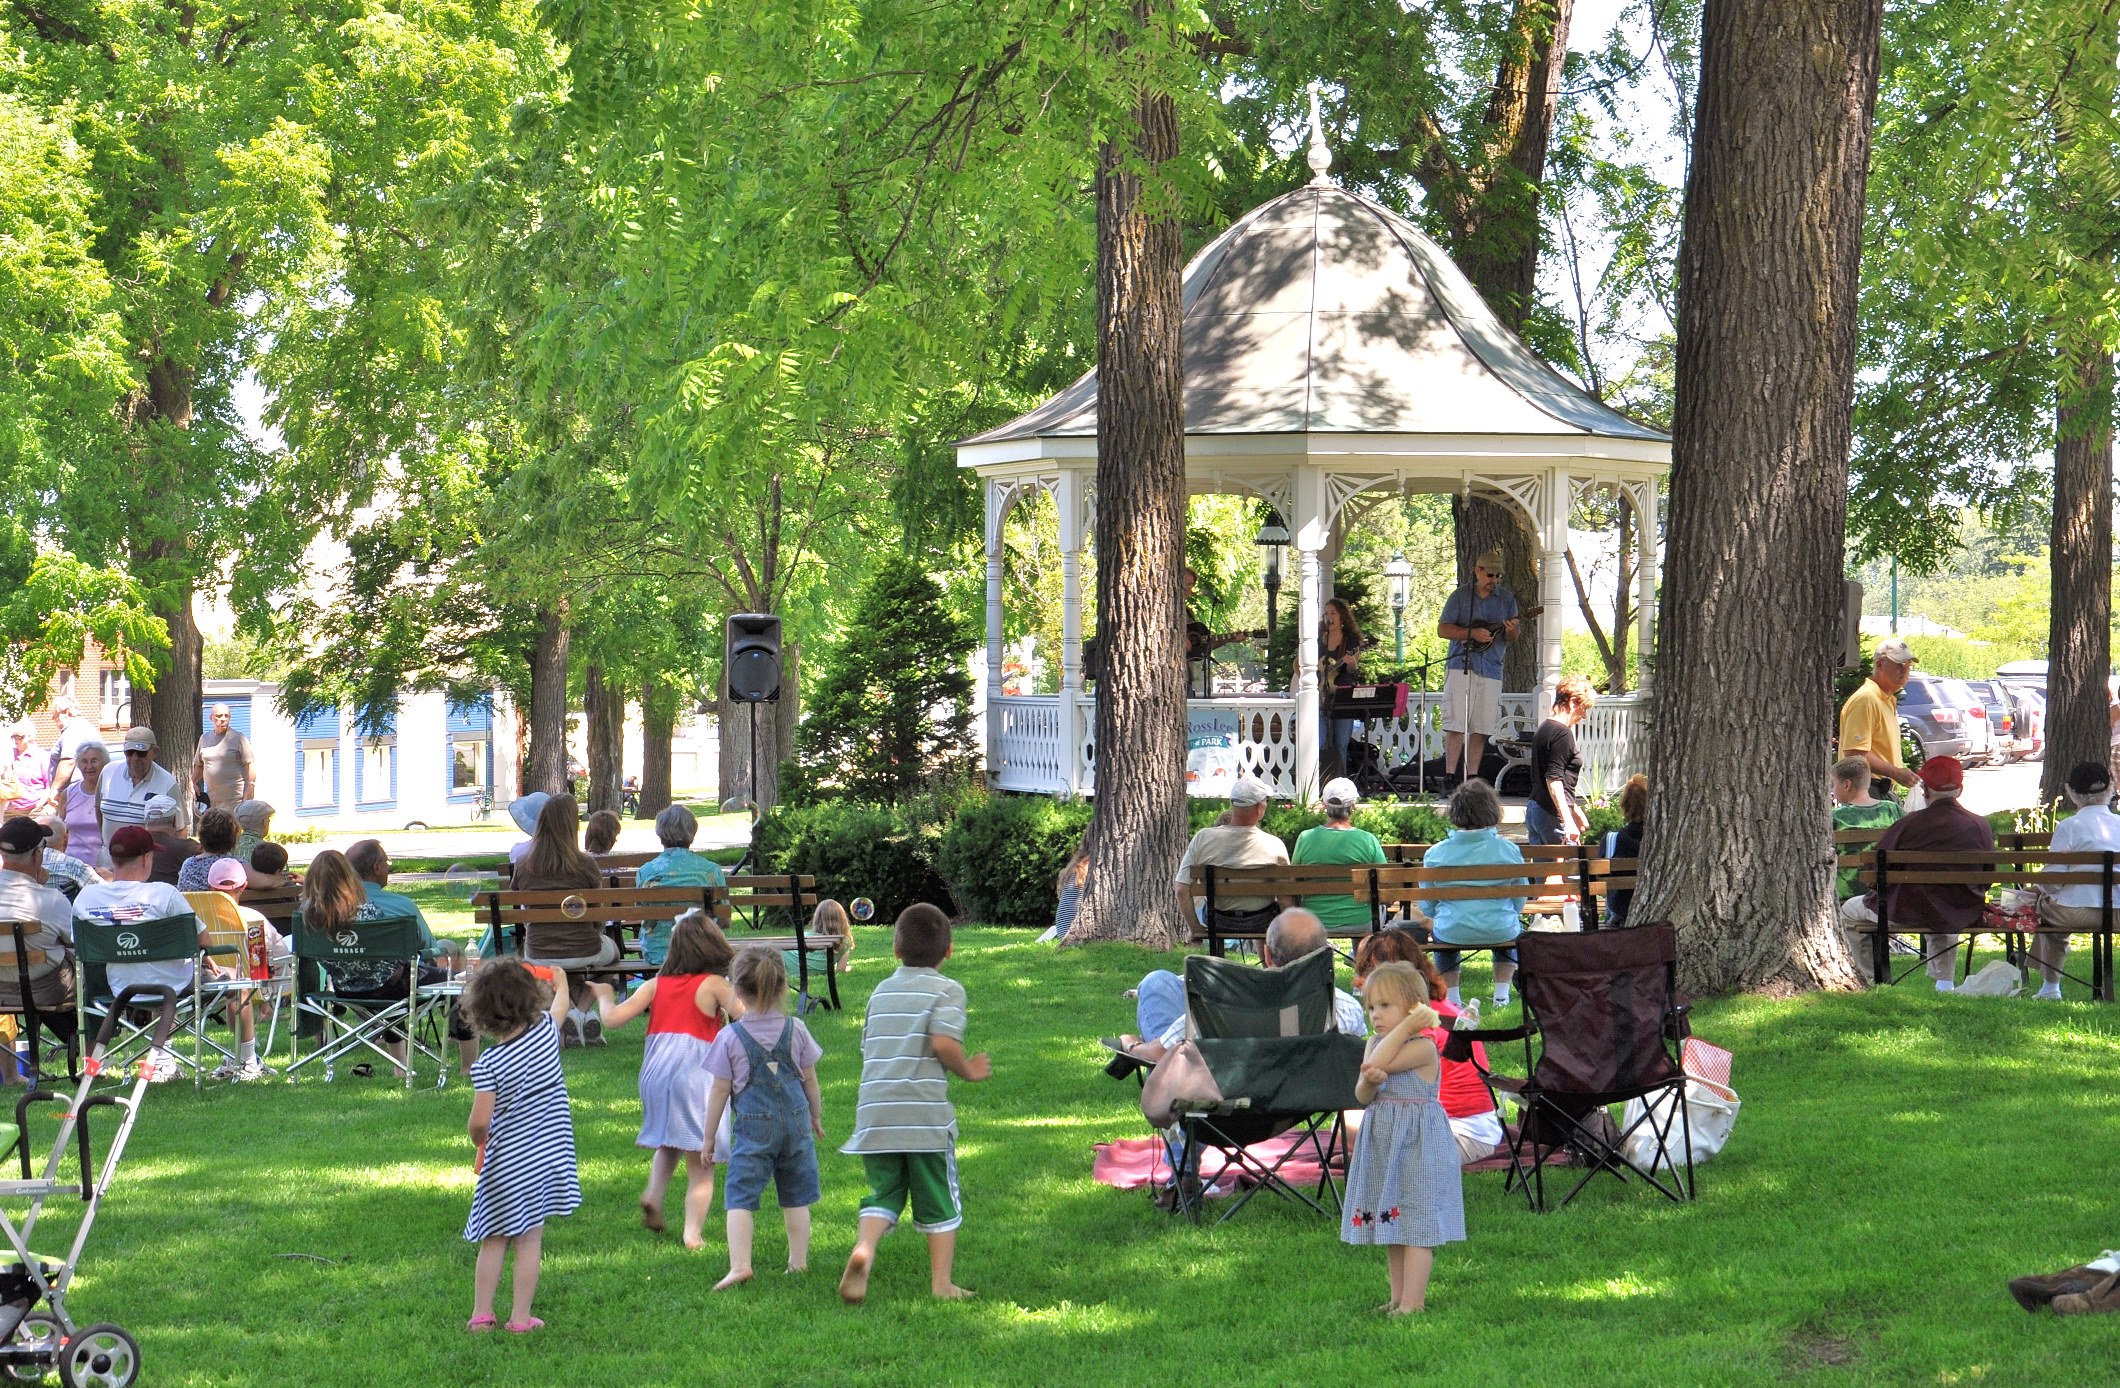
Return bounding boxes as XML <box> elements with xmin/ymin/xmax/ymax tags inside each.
<box><xmin>1092</xmin><ymin>1132</ymin><xmax>1341</xmax><ymax>1195</ymax></box>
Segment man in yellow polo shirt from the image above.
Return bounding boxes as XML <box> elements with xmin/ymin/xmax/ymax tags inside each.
<box><xmin>1840</xmin><ymin>637</ymin><xmax>1922</xmax><ymax>799</ymax></box>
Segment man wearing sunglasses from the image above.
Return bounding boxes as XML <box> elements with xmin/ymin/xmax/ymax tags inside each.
<box><xmin>100</xmin><ymin>726</ymin><xmax>179</xmax><ymax>833</ymax></box>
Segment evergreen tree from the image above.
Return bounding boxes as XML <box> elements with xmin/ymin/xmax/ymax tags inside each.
<box><xmin>792</xmin><ymin>557</ymin><xmax>976</xmax><ymax>804</ymax></box>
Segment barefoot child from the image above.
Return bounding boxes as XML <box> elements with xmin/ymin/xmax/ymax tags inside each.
<box><xmin>702</xmin><ymin>948</ymin><xmax>825</xmax><ymax>1289</ymax></box>
<box><xmin>1343</xmin><ymin>961</ymin><xmax>1464</xmax><ymax>1314</ymax></box>
<box><xmin>838</xmin><ymin>903</ymin><xmax>990</xmax><ymax>1304</ymax></box>
<box><xmin>463</xmin><ymin>959</ymin><xmax>580</xmax><ymax>1333</ymax></box>
<box><xmin>588</xmin><ymin>911</ymin><xmax>741</xmax><ymax>1249</ymax></box>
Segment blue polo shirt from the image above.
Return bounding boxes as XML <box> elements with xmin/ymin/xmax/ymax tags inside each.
<box><xmin>1441</xmin><ymin>585</ymin><xmax>1520</xmax><ymax>680</ymax></box>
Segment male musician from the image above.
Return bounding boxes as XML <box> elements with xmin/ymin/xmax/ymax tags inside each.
<box><xmin>1437</xmin><ymin>547</ymin><xmax>1520</xmax><ymax>784</ymax></box>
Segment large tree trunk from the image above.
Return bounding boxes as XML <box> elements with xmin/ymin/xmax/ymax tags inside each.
<box><xmin>143</xmin><ymin>580</ymin><xmax>203</xmax><ymax>812</ymax></box>
<box><xmin>584</xmin><ymin>663</ymin><xmax>623</xmax><ymax>814</ymax></box>
<box><xmin>1634</xmin><ymin>0</ymin><xmax>1883</xmax><ymax>995</ymax></box>
<box><xmin>1446</xmin><ymin>0</ymin><xmax>1574</xmax><ymax>693</ymax></box>
<box><xmin>525</xmin><ymin>606</ymin><xmax>570</xmax><ymax>796</ymax></box>
<box><xmin>640</xmin><ymin>675</ymin><xmax>676</xmax><ymax>819</ymax></box>
<box><xmin>2040</xmin><ymin>351</ymin><xmax>2114</xmax><ymax>804</ymax></box>
<box><xmin>1068</xmin><ymin>44</ymin><xmax>1190</xmax><ymax>950</ymax></box>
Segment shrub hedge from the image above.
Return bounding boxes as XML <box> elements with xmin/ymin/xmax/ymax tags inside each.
<box><xmin>752</xmin><ymin>800</ymin><xmax>953</xmax><ymax>924</ymax></box>
<box><xmin>933</xmin><ymin>794</ymin><xmax>1094</xmax><ymax>927</ymax></box>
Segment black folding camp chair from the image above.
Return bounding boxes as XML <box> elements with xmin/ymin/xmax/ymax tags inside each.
<box><xmin>1447</xmin><ymin>922</ymin><xmax>1695</xmax><ymax>1212</ymax></box>
<box><xmin>1155</xmin><ymin>949</ymin><xmax>1365</xmax><ymax>1224</ymax></box>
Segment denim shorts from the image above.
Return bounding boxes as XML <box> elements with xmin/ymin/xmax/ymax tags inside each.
<box><xmin>723</xmin><ymin>1103</ymin><xmax>821</xmax><ymax>1211</ymax></box>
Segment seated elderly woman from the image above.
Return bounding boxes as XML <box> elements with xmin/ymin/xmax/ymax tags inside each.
<box><xmin>1418</xmin><ymin>778</ymin><xmax>1526</xmax><ymax>1009</ymax></box>
<box><xmin>634</xmin><ymin>803</ymin><xmax>730</xmax><ymax>965</ymax></box>
<box><xmin>1353</xmin><ymin>929</ymin><xmax>1503</xmax><ymax>1164</ymax></box>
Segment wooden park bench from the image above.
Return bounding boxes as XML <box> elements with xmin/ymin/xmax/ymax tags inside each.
<box><xmin>1377</xmin><ymin>843</ymin><xmax>1595</xmax><ymax>928</ymax></box>
<box><xmin>1356</xmin><ymin>861</ymin><xmax>1574</xmax><ymax>970</ymax></box>
<box><xmin>1183</xmin><ymin>865</ymin><xmax>1377</xmax><ymax>958</ymax></box>
<box><xmin>1841</xmin><ymin>835</ymin><xmax>2116</xmax><ymax>998</ymax></box>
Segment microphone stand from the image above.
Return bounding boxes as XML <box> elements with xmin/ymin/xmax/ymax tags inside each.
<box><xmin>1403</xmin><ymin>655</ymin><xmax>1444</xmax><ymax>800</ymax></box>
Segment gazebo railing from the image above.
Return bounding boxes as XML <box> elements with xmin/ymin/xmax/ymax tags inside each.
<box><xmin>991</xmin><ymin>694</ymin><xmax>1067</xmax><ymax>793</ymax></box>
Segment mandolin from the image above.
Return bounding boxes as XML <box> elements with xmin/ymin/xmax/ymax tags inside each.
<box><xmin>1463</xmin><ymin>604</ymin><xmax>1542</xmax><ymax>642</ymax></box>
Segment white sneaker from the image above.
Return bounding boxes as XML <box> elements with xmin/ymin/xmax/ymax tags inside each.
<box><xmin>209</xmin><ymin>1059</ymin><xmax>241</xmax><ymax>1081</ymax></box>
<box><xmin>147</xmin><ymin>1050</ymin><xmax>180</xmax><ymax>1083</ymax></box>
<box><xmin>232</xmin><ymin>1060</ymin><xmax>275</xmax><ymax>1081</ymax></box>
<box><xmin>1934</xmin><ymin>980</ymin><xmax>1955</xmax><ymax>994</ymax></box>
<box><xmin>2035</xmin><ymin>983</ymin><xmax>2064</xmax><ymax>1001</ymax></box>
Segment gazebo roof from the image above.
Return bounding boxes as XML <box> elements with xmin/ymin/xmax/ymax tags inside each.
<box><xmin>959</xmin><ymin>181</ymin><xmax>1666</xmax><ymax>451</ymax></box>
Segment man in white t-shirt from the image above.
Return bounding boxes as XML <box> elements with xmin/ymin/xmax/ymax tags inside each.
<box><xmin>1171</xmin><ymin>775</ymin><xmax>1290</xmax><ymax>932</ymax></box>
<box><xmin>73</xmin><ymin>825</ymin><xmax>214</xmax><ymax>1081</ymax></box>
<box><xmin>100</xmin><ymin>727</ymin><xmax>179</xmax><ymax>833</ymax></box>
<box><xmin>0</xmin><ymin>817</ymin><xmax>77</xmax><ymax>1026</ymax></box>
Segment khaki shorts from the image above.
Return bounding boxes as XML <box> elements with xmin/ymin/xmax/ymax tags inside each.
<box><xmin>1441</xmin><ymin>669</ymin><xmax>1502</xmax><ymax>737</ymax></box>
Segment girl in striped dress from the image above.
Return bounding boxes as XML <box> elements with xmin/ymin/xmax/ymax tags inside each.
<box><xmin>590</xmin><ymin>911</ymin><xmax>742</xmax><ymax>1249</ymax></box>
<box><xmin>463</xmin><ymin>959</ymin><xmax>580</xmax><ymax>1333</ymax></box>
<box><xmin>1342</xmin><ymin>961</ymin><xmax>1465</xmax><ymax>1314</ymax></box>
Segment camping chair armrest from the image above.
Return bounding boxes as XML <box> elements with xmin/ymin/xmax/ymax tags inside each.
<box><xmin>1442</xmin><ymin>1024</ymin><xmax>1532</xmax><ymax>1061</ymax></box>
<box><xmin>1663</xmin><ymin>1002</ymin><xmax>1692</xmax><ymax>1042</ymax></box>
<box><xmin>201</xmin><ymin>944</ymin><xmax>240</xmax><ymax>957</ymax></box>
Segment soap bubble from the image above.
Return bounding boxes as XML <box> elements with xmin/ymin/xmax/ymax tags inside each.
<box><xmin>850</xmin><ymin>898</ymin><xmax>875</xmax><ymax>923</ymax></box>
<box><xmin>560</xmin><ymin>895</ymin><xmax>588</xmax><ymax>921</ymax></box>
<box><xmin>444</xmin><ymin>864</ymin><xmax>486</xmax><ymax>901</ymax></box>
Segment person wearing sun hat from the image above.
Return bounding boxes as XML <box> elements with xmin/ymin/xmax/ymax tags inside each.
<box><xmin>506</xmin><ymin>791</ymin><xmax>553</xmax><ymax>868</ymax></box>
<box><xmin>1437</xmin><ymin>546</ymin><xmax>1520</xmax><ymax>786</ymax></box>
<box><xmin>1842</xmin><ymin>756</ymin><xmax>1993</xmax><ymax>991</ymax></box>
<box><xmin>1290</xmin><ymin>777</ymin><xmax>1387</xmax><ymax>929</ymax></box>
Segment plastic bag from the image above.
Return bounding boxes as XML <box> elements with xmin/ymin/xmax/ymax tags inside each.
<box><xmin>1621</xmin><ymin>1078</ymin><xmax>1740</xmax><ymax>1176</ymax></box>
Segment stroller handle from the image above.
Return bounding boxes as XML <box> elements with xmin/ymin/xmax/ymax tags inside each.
<box><xmin>93</xmin><ymin>986</ymin><xmax>180</xmax><ymax>1052</ymax></box>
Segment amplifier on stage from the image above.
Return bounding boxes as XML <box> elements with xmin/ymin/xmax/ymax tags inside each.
<box><xmin>1333</xmin><ymin>682</ymin><xmax>1408</xmax><ymax>718</ymax></box>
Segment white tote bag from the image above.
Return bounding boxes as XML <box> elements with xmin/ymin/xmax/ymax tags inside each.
<box><xmin>1621</xmin><ymin>1077</ymin><xmax>1740</xmax><ymax>1176</ymax></box>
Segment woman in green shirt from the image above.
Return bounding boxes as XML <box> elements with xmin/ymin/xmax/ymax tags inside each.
<box><xmin>1291</xmin><ymin>777</ymin><xmax>1387</xmax><ymax>929</ymax></box>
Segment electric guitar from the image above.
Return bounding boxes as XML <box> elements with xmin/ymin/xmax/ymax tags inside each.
<box><xmin>1462</xmin><ymin>604</ymin><xmax>1543</xmax><ymax>643</ymax></box>
<box><xmin>1186</xmin><ymin>622</ymin><xmax>1270</xmax><ymax>660</ymax></box>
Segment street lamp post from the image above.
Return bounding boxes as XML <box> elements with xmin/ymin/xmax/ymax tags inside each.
<box><xmin>1255</xmin><ymin>509</ymin><xmax>1291</xmax><ymax>687</ymax></box>
<box><xmin>1385</xmin><ymin>551</ymin><xmax>1413</xmax><ymax>664</ymax></box>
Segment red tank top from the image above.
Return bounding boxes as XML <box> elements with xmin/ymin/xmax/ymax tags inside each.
<box><xmin>646</xmin><ymin>974</ymin><xmax>724</xmax><ymax>1044</ymax></box>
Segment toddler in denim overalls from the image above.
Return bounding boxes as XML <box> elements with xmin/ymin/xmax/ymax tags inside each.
<box><xmin>703</xmin><ymin>948</ymin><xmax>825</xmax><ymax>1289</ymax></box>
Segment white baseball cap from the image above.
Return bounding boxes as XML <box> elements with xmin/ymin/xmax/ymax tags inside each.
<box><xmin>1229</xmin><ymin>776</ymin><xmax>1274</xmax><ymax>808</ymax></box>
<box><xmin>1321</xmin><ymin>777</ymin><xmax>1360</xmax><ymax>808</ymax></box>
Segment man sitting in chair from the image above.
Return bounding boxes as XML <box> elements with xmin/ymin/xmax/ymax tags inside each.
<box><xmin>1118</xmin><ymin>908</ymin><xmax>1367</xmax><ymax>1064</ymax></box>
<box><xmin>1839</xmin><ymin>756</ymin><xmax>1993</xmax><ymax>992</ymax></box>
<box><xmin>0</xmin><ymin>817</ymin><xmax>78</xmax><ymax>1065</ymax></box>
<box><xmin>1172</xmin><ymin>775</ymin><xmax>1289</xmax><ymax>941</ymax></box>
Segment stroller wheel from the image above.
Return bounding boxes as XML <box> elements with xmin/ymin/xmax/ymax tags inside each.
<box><xmin>56</xmin><ymin>1325</ymin><xmax>136</xmax><ymax>1388</ymax></box>
<box><xmin>2</xmin><ymin>1313</ymin><xmax>63</xmax><ymax>1383</ymax></box>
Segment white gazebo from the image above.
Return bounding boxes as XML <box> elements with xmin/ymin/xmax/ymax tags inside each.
<box><xmin>958</xmin><ymin>120</ymin><xmax>1668</xmax><ymax>802</ymax></box>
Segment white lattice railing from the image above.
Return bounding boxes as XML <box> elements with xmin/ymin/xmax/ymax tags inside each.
<box><xmin>991</xmin><ymin>695</ymin><xmax>1067</xmax><ymax>792</ymax></box>
<box><xmin>1575</xmin><ymin>692</ymin><xmax>1648</xmax><ymax>796</ymax></box>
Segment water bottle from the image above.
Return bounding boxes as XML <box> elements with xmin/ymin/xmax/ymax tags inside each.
<box><xmin>1454</xmin><ymin>997</ymin><xmax>1481</xmax><ymax>1031</ymax></box>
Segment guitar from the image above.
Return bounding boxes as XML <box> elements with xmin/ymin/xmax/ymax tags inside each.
<box><xmin>1462</xmin><ymin>604</ymin><xmax>1543</xmax><ymax>643</ymax></box>
<box><xmin>1186</xmin><ymin>622</ymin><xmax>1270</xmax><ymax>660</ymax></box>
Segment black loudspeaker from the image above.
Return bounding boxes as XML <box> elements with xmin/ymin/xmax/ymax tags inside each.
<box><xmin>726</xmin><ymin>614</ymin><xmax>783</xmax><ymax>703</ymax></box>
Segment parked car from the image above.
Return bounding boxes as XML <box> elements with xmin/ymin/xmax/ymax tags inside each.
<box><xmin>1962</xmin><ymin>678</ymin><xmax>2015</xmax><ymax>752</ymax></box>
<box><xmin>1940</xmin><ymin>678</ymin><xmax>1999</xmax><ymax>763</ymax></box>
<box><xmin>1892</xmin><ymin>674</ymin><xmax>1974</xmax><ymax>766</ymax></box>
<box><xmin>2009</xmin><ymin>685</ymin><xmax>2047</xmax><ymax>762</ymax></box>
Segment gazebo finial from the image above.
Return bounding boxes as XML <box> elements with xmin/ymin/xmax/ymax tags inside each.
<box><xmin>1306</xmin><ymin>80</ymin><xmax>1333</xmax><ymax>185</ymax></box>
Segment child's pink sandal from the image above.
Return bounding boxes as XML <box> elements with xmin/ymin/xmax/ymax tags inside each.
<box><xmin>505</xmin><ymin>1318</ymin><xmax>544</xmax><ymax>1334</ymax></box>
<box><xmin>466</xmin><ymin>1315</ymin><xmax>498</xmax><ymax>1332</ymax></box>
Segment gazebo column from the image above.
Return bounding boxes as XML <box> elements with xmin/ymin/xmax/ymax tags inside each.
<box><xmin>1634</xmin><ymin>481</ymin><xmax>1657</xmax><ymax>692</ymax></box>
<box><xmin>982</xmin><ymin>479</ymin><xmax>1008</xmax><ymax>772</ymax></box>
<box><xmin>1534</xmin><ymin>469</ymin><xmax>1571</xmax><ymax>719</ymax></box>
<box><xmin>1292</xmin><ymin>470</ymin><xmax>1327</xmax><ymax>800</ymax></box>
<box><xmin>1057</xmin><ymin>470</ymin><xmax>1088</xmax><ymax>792</ymax></box>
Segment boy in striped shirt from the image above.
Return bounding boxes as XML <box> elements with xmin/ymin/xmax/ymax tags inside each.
<box><xmin>838</xmin><ymin>903</ymin><xmax>990</xmax><ymax>1303</ymax></box>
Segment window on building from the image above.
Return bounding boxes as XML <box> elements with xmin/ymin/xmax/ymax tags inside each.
<box><xmin>359</xmin><ymin>741</ymin><xmax>395</xmax><ymax>805</ymax></box>
<box><xmin>301</xmin><ymin>746</ymin><xmax>337</xmax><ymax>809</ymax></box>
<box><xmin>452</xmin><ymin>738</ymin><xmax>488</xmax><ymax>792</ymax></box>
<box><xmin>99</xmin><ymin>670</ymin><xmax>131</xmax><ymax>727</ymax></box>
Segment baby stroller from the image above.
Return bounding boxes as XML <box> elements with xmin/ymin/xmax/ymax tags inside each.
<box><xmin>0</xmin><ymin>986</ymin><xmax>175</xmax><ymax>1387</ymax></box>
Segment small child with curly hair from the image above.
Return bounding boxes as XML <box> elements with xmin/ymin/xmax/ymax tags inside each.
<box><xmin>461</xmin><ymin>959</ymin><xmax>580</xmax><ymax>1333</ymax></box>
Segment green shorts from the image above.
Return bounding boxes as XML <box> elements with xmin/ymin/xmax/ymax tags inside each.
<box><xmin>859</xmin><ymin>1148</ymin><xmax>961</xmax><ymax>1234</ymax></box>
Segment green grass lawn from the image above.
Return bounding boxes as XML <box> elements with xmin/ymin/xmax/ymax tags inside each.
<box><xmin>18</xmin><ymin>906</ymin><xmax>2120</xmax><ymax>1385</ymax></box>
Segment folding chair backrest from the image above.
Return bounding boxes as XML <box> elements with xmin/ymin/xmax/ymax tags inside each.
<box><xmin>291</xmin><ymin>911</ymin><xmax>424</xmax><ymax>966</ymax></box>
<box><xmin>1183</xmin><ymin>947</ymin><xmax>1335</xmax><ymax>1039</ymax></box>
<box><xmin>184</xmin><ymin>891</ymin><xmax>248</xmax><ymax>957</ymax></box>
<box><xmin>73</xmin><ymin>913</ymin><xmax>200</xmax><ymax>967</ymax></box>
<box><xmin>0</xmin><ymin>920</ymin><xmax>49</xmax><ymax>997</ymax></box>
<box><xmin>1518</xmin><ymin>922</ymin><xmax>1682</xmax><ymax>1098</ymax></box>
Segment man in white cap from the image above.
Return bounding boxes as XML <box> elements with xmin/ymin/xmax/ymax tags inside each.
<box><xmin>1171</xmin><ymin>775</ymin><xmax>1289</xmax><ymax>935</ymax></box>
<box><xmin>1290</xmin><ymin>777</ymin><xmax>1387</xmax><ymax>929</ymax></box>
<box><xmin>1437</xmin><ymin>546</ymin><xmax>1521</xmax><ymax>785</ymax></box>
<box><xmin>191</xmin><ymin>703</ymin><xmax>256</xmax><ymax>811</ymax></box>
<box><xmin>1840</xmin><ymin>637</ymin><xmax>1921</xmax><ymax>799</ymax></box>
<box><xmin>100</xmin><ymin>727</ymin><xmax>178</xmax><ymax>833</ymax></box>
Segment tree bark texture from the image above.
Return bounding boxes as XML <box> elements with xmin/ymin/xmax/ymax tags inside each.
<box><xmin>1068</xmin><ymin>66</ymin><xmax>1190</xmax><ymax>950</ymax></box>
<box><xmin>144</xmin><ymin>582</ymin><xmax>202</xmax><ymax>814</ymax></box>
<box><xmin>2040</xmin><ymin>352</ymin><xmax>2114</xmax><ymax>805</ymax></box>
<box><xmin>525</xmin><ymin>606</ymin><xmax>571</xmax><ymax>796</ymax></box>
<box><xmin>640</xmin><ymin>675</ymin><xmax>676</xmax><ymax>820</ymax></box>
<box><xmin>584</xmin><ymin>664</ymin><xmax>623</xmax><ymax>815</ymax></box>
<box><xmin>1636</xmin><ymin>0</ymin><xmax>1883</xmax><ymax>995</ymax></box>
